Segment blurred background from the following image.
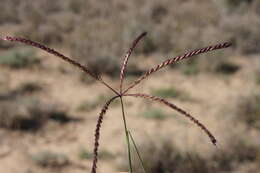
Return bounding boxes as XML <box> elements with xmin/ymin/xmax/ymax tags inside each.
<box><xmin>0</xmin><ymin>0</ymin><xmax>260</xmax><ymax>172</ymax></box>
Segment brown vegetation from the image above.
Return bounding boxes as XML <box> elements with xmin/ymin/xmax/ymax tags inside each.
<box><xmin>0</xmin><ymin>0</ymin><xmax>259</xmax><ymax>173</ymax></box>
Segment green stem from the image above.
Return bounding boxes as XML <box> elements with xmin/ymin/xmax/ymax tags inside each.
<box><xmin>128</xmin><ymin>131</ymin><xmax>147</xmax><ymax>173</ymax></box>
<box><xmin>120</xmin><ymin>97</ymin><xmax>133</xmax><ymax>173</ymax></box>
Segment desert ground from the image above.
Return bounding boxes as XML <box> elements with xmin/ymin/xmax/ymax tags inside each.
<box><xmin>0</xmin><ymin>0</ymin><xmax>260</xmax><ymax>173</ymax></box>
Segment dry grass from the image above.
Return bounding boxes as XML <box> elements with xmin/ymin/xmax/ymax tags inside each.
<box><xmin>0</xmin><ymin>82</ymin><xmax>74</xmax><ymax>131</ymax></box>
<box><xmin>121</xmin><ymin>135</ymin><xmax>260</xmax><ymax>173</ymax></box>
<box><xmin>1</xmin><ymin>1</ymin><xmax>260</xmax><ymax>173</ymax></box>
<box><xmin>1</xmin><ymin>0</ymin><xmax>259</xmax><ymax>76</ymax></box>
<box><xmin>235</xmin><ymin>93</ymin><xmax>260</xmax><ymax>129</ymax></box>
<box><xmin>31</xmin><ymin>150</ymin><xmax>70</xmax><ymax>168</ymax></box>
<box><xmin>0</xmin><ymin>46</ymin><xmax>40</xmax><ymax>68</ymax></box>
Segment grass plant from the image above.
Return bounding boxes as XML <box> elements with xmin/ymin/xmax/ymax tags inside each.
<box><xmin>1</xmin><ymin>32</ymin><xmax>231</xmax><ymax>173</ymax></box>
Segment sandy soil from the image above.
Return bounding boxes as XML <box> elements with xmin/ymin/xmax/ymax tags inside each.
<box><xmin>0</xmin><ymin>50</ymin><xmax>259</xmax><ymax>173</ymax></box>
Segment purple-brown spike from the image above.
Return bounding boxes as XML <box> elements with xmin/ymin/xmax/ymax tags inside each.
<box><xmin>91</xmin><ymin>95</ymin><xmax>119</xmax><ymax>173</ymax></box>
<box><xmin>123</xmin><ymin>42</ymin><xmax>231</xmax><ymax>94</ymax></box>
<box><xmin>3</xmin><ymin>36</ymin><xmax>99</xmax><ymax>80</ymax></box>
<box><xmin>2</xmin><ymin>36</ymin><xmax>119</xmax><ymax>95</ymax></box>
<box><xmin>125</xmin><ymin>93</ymin><xmax>217</xmax><ymax>145</ymax></box>
<box><xmin>119</xmin><ymin>32</ymin><xmax>147</xmax><ymax>93</ymax></box>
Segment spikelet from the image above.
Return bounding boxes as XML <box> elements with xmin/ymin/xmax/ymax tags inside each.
<box><xmin>3</xmin><ymin>36</ymin><xmax>99</xmax><ymax>79</ymax></box>
<box><xmin>91</xmin><ymin>96</ymin><xmax>119</xmax><ymax>173</ymax></box>
<box><xmin>123</xmin><ymin>42</ymin><xmax>231</xmax><ymax>94</ymax></box>
<box><xmin>119</xmin><ymin>32</ymin><xmax>147</xmax><ymax>93</ymax></box>
<box><xmin>125</xmin><ymin>93</ymin><xmax>217</xmax><ymax>145</ymax></box>
<box><xmin>2</xmin><ymin>36</ymin><xmax>119</xmax><ymax>95</ymax></box>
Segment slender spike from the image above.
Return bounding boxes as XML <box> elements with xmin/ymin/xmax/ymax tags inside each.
<box><xmin>91</xmin><ymin>95</ymin><xmax>119</xmax><ymax>173</ymax></box>
<box><xmin>123</xmin><ymin>42</ymin><xmax>231</xmax><ymax>94</ymax></box>
<box><xmin>3</xmin><ymin>36</ymin><xmax>99</xmax><ymax>79</ymax></box>
<box><xmin>125</xmin><ymin>93</ymin><xmax>217</xmax><ymax>145</ymax></box>
<box><xmin>119</xmin><ymin>32</ymin><xmax>147</xmax><ymax>93</ymax></box>
<box><xmin>2</xmin><ymin>36</ymin><xmax>119</xmax><ymax>95</ymax></box>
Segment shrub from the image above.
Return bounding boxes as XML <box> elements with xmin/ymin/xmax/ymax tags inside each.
<box><xmin>79</xmin><ymin>149</ymin><xmax>93</xmax><ymax>160</ymax></box>
<box><xmin>151</xmin><ymin>87</ymin><xmax>191</xmax><ymax>101</ymax></box>
<box><xmin>0</xmin><ymin>82</ymin><xmax>41</xmax><ymax>100</ymax></box>
<box><xmin>120</xmin><ymin>137</ymin><xmax>209</xmax><ymax>173</ymax></box>
<box><xmin>16</xmin><ymin>23</ymin><xmax>64</xmax><ymax>45</ymax></box>
<box><xmin>140</xmin><ymin>108</ymin><xmax>168</xmax><ymax>120</ymax></box>
<box><xmin>81</xmin><ymin>55</ymin><xmax>121</xmax><ymax>78</ymax></box>
<box><xmin>49</xmin><ymin>111</ymin><xmax>78</xmax><ymax>124</ymax></box>
<box><xmin>15</xmin><ymin>82</ymin><xmax>42</xmax><ymax>94</ymax></box>
<box><xmin>136</xmin><ymin>35</ymin><xmax>158</xmax><ymax>55</ymax></box>
<box><xmin>72</xmin><ymin>52</ymin><xmax>121</xmax><ymax>78</ymax></box>
<box><xmin>220</xmin><ymin>12</ymin><xmax>260</xmax><ymax>54</ymax></box>
<box><xmin>79</xmin><ymin>148</ymin><xmax>114</xmax><ymax>160</ymax></box>
<box><xmin>181</xmin><ymin>59</ymin><xmax>200</xmax><ymax>76</ymax></box>
<box><xmin>121</xmin><ymin>136</ymin><xmax>259</xmax><ymax>173</ymax></box>
<box><xmin>0</xmin><ymin>0</ymin><xmax>21</xmax><ymax>24</ymax></box>
<box><xmin>225</xmin><ymin>0</ymin><xmax>254</xmax><ymax>10</ymax></box>
<box><xmin>0</xmin><ymin>84</ymin><xmax>71</xmax><ymax>131</ymax></box>
<box><xmin>236</xmin><ymin>93</ymin><xmax>260</xmax><ymax>128</ymax></box>
<box><xmin>68</xmin><ymin>0</ymin><xmax>85</xmax><ymax>14</ymax></box>
<box><xmin>177</xmin><ymin>54</ymin><xmax>240</xmax><ymax>75</ymax></box>
<box><xmin>31</xmin><ymin>150</ymin><xmax>69</xmax><ymax>168</ymax></box>
<box><xmin>0</xmin><ymin>47</ymin><xmax>40</xmax><ymax>68</ymax></box>
<box><xmin>0</xmin><ymin>97</ymin><xmax>48</xmax><ymax>131</ymax></box>
<box><xmin>256</xmin><ymin>70</ymin><xmax>260</xmax><ymax>85</ymax></box>
<box><xmin>151</xmin><ymin>87</ymin><xmax>180</xmax><ymax>98</ymax></box>
<box><xmin>215</xmin><ymin>61</ymin><xmax>240</xmax><ymax>75</ymax></box>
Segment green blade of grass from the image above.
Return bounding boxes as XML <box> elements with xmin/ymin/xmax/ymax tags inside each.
<box><xmin>120</xmin><ymin>97</ymin><xmax>133</xmax><ymax>173</ymax></box>
<box><xmin>128</xmin><ymin>130</ymin><xmax>147</xmax><ymax>173</ymax></box>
